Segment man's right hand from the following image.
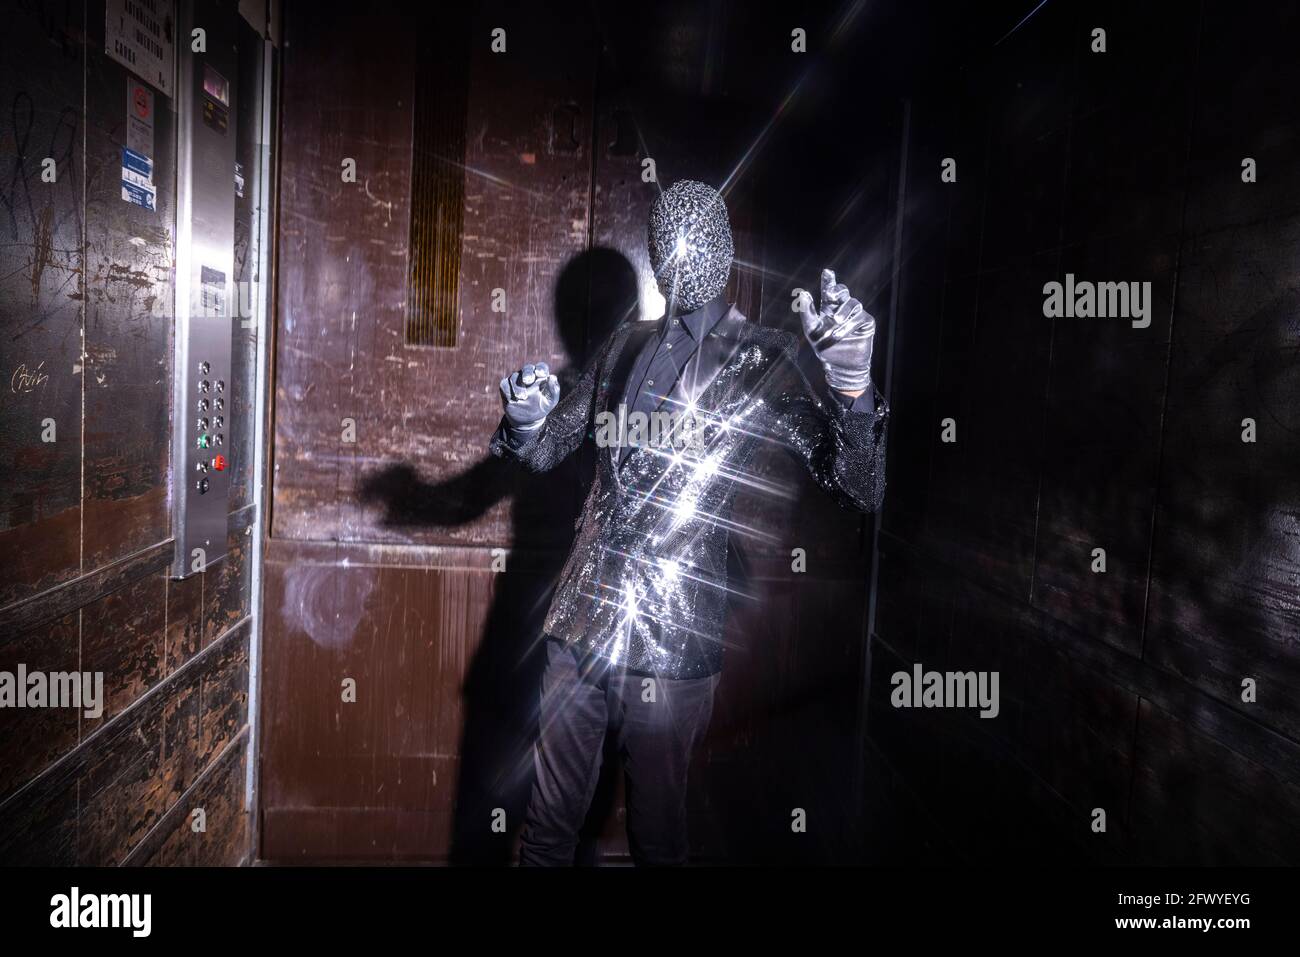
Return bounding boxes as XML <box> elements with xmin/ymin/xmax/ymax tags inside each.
<box><xmin>499</xmin><ymin>361</ymin><xmax>561</xmax><ymax>432</ymax></box>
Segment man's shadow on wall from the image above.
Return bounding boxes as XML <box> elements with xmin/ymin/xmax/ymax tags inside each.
<box><xmin>359</xmin><ymin>247</ymin><xmax>637</xmax><ymax>865</ymax></box>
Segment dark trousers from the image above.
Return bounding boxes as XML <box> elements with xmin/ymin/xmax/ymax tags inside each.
<box><xmin>519</xmin><ymin>637</ymin><xmax>720</xmax><ymax>866</ymax></box>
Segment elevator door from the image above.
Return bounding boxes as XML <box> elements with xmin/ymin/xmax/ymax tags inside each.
<box><xmin>258</xmin><ymin>0</ymin><xmax>879</xmax><ymax>864</ymax></box>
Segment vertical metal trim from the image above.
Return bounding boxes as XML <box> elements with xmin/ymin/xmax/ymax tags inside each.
<box><xmin>171</xmin><ymin>0</ymin><xmax>197</xmax><ymax>577</ymax></box>
<box><xmin>171</xmin><ymin>0</ymin><xmax>238</xmax><ymax>579</ymax></box>
<box><xmin>244</xmin><ymin>34</ymin><xmax>277</xmax><ymax>832</ymax></box>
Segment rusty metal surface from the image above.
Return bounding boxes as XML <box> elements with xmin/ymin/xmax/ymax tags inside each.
<box><xmin>0</xmin><ymin>611</ymin><xmax>79</xmax><ymax>806</ymax></box>
<box><xmin>0</xmin><ymin>1</ymin><xmax>257</xmax><ymax>868</ymax></box>
<box><xmin>129</xmin><ymin>739</ymin><xmax>250</xmax><ymax>865</ymax></box>
<box><xmin>0</xmin><ymin>614</ymin><xmax>251</xmax><ymax>865</ymax></box>
<box><xmin>271</xmin><ymin>2</ymin><xmax>596</xmax><ymax>547</ymax></box>
<box><xmin>1</xmin><ymin>0</ymin><xmax>174</xmax><ymax>600</ymax></box>
<box><xmin>81</xmin><ymin>5</ymin><xmax>175</xmax><ymax>571</ymax></box>
<box><xmin>0</xmin><ymin>1</ymin><xmax>88</xmax><ymax>606</ymax></box>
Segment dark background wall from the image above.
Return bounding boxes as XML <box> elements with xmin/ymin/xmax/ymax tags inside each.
<box><xmin>0</xmin><ymin>0</ymin><xmax>258</xmax><ymax>865</ymax></box>
<box><xmin>870</xmin><ymin>0</ymin><xmax>1300</xmax><ymax>864</ymax></box>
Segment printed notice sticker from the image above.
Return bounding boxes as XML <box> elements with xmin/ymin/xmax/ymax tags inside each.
<box><xmin>127</xmin><ymin>79</ymin><xmax>155</xmax><ymax>157</ymax></box>
<box><xmin>105</xmin><ymin>0</ymin><xmax>176</xmax><ymax>97</ymax></box>
<box><xmin>121</xmin><ymin>147</ymin><xmax>156</xmax><ymax>211</ymax></box>
<box><xmin>200</xmin><ymin>265</ymin><xmax>227</xmax><ymax>318</ymax></box>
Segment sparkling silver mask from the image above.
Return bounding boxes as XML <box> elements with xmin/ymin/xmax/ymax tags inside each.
<box><xmin>647</xmin><ymin>180</ymin><xmax>734</xmax><ymax>314</ymax></box>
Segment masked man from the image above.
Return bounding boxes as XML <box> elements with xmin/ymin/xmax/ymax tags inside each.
<box><xmin>490</xmin><ymin>179</ymin><xmax>888</xmax><ymax>865</ymax></box>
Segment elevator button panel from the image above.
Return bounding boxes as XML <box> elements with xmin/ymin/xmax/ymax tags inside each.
<box><xmin>170</xmin><ymin>0</ymin><xmax>240</xmax><ymax>579</ymax></box>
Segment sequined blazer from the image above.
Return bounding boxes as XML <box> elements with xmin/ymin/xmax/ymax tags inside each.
<box><xmin>489</xmin><ymin>305</ymin><xmax>888</xmax><ymax>678</ymax></box>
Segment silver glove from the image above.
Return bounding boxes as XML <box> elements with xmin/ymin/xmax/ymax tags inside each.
<box><xmin>794</xmin><ymin>268</ymin><xmax>876</xmax><ymax>393</ymax></box>
<box><xmin>499</xmin><ymin>361</ymin><xmax>560</xmax><ymax>432</ymax></box>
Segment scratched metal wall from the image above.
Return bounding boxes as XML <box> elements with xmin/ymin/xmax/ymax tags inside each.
<box><xmin>0</xmin><ymin>1</ymin><xmax>256</xmax><ymax>866</ymax></box>
<box><xmin>260</xmin><ymin>0</ymin><xmax>893</xmax><ymax>862</ymax></box>
<box><xmin>261</xmin><ymin>0</ymin><xmax>599</xmax><ymax>861</ymax></box>
<box><xmin>869</xmin><ymin>0</ymin><xmax>1300</xmax><ymax>864</ymax></box>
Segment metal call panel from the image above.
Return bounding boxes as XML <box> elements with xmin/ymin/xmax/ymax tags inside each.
<box><xmin>172</xmin><ymin>0</ymin><xmax>239</xmax><ymax>578</ymax></box>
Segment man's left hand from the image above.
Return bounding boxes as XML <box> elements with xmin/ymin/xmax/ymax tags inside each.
<box><xmin>794</xmin><ymin>267</ymin><xmax>875</xmax><ymax>395</ymax></box>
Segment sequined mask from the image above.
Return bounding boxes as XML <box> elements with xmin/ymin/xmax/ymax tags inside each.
<box><xmin>647</xmin><ymin>180</ymin><xmax>735</xmax><ymax>314</ymax></box>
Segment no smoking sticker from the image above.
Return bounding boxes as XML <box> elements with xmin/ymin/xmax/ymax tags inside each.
<box><xmin>126</xmin><ymin>79</ymin><xmax>154</xmax><ymax>157</ymax></box>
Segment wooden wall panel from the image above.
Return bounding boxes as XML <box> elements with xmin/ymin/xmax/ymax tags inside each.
<box><xmin>1140</xmin><ymin>0</ymin><xmax>1300</xmax><ymax>742</ymax></box>
<box><xmin>1</xmin><ymin>616</ymin><xmax>251</xmax><ymax>866</ymax></box>
<box><xmin>1144</xmin><ymin>215</ymin><xmax>1300</xmax><ymax>739</ymax></box>
<box><xmin>1031</xmin><ymin>232</ymin><xmax>1177</xmax><ymax>655</ymax></box>
<box><xmin>1182</xmin><ymin>1</ymin><xmax>1300</xmax><ymax>237</ymax></box>
<box><xmin>866</xmin><ymin>634</ymin><xmax>1117</xmax><ymax>864</ymax></box>
<box><xmin>269</xmin><ymin>3</ymin><xmax>416</xmax><ymax>541</ymax></box>
<box><xmin>1129</xmin><ymin>699</ymin><xmax>1300</xmax><ymax>866</ymax></box>
<box><xmin>81</xmin><ymin>569</ymin><xmax>167</xmax><ymax>733</ymax></box>
<box><xmin>131</xmin><ymin>743</ymin><xmax>250</xmax><ymax>866</ymax></box>
<box><xmin>78</xmin><ymin>682</ymin><xmax>175</xmax><ymax>866</ymax></box>
<box><xmin>686</xmin><ymin>571</ymin><xmax>869</xmax><ymax>864</ymax></box>
<box><xmin>0</xmin><ymin>612</ymin><xmax>79</xmax><ymax>804</ymax></box>
<box><xmin>271</xmin><ymin>1</ymin><xmax>597</xmax><ymax>548</ymax></box>
<box><xmin>204</xmin><ymin>519</ymin><xmax>253</xmax><ymax>646</ymax></box>
<box><xmin>167</xmin><ymin>564</ymin><xmax>205</xmax><ymax>673</ymax></box>
<box><xmin>78</xmin><ymin>619</ymin><xmax>249</xmax><ymax>866</ymax></box>
<box><xmin>1030</xmin><ymin>4</ymin><xmax>1197</xmax><ymax>652</ymax></box>
<box><xmin>262</xmin><ymin>0</ymin><xmax>601</xmax><ymax>862</ymax></box>
<box><xmin>260</xmin><ymin>541</ymin><xmax>506</xmax><ymax>860</ymax></box>
<box><xmin>870</xmin><ymin>0</ymin><xmax>1300</xmax><ymax>865</ymax></box>
<box><xmin>872</xmin><ymin>536</ymin><xmax>1141</xmax><ymax>864</ymax></box>
<box><xmin>0</xmin><ymin>755</ymin><xmax>79</xmax><ymax>866</ymax></box>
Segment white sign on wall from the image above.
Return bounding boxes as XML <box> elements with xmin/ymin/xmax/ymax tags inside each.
<box><xmin>105</xmin><ymin>0</ymin><xmax>177</xmax><ymax>97</ymax></box>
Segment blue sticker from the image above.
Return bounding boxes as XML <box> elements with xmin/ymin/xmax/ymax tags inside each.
<box><xmin>121</xmin><ymin>147</ymin><xmax>156</xmax><ymax>210</ymax></box>
<box><xmin>122</xmin><ymin>181</ymin><xmax>156</xmax><ymax>210</ymax></box>
<box><xmin>122</xmin><ymin>146</ymin><xmax>152</xmax><ymax>177</ymax></box>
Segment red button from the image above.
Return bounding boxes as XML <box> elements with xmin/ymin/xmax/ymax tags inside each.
<box><xmin>212</xmin><ymin>454</ymin><xmax>227</xmax><ymax>471</ymax></box>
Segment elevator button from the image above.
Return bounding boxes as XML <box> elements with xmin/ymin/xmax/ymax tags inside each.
<box><xmin>197</xmin><ymin>398</ymin><xmax>209</xmax><ymax>412</ymax></box>
<box><xmin>216</xmin><ymin>379</ymin><xmax>225</xmax><ymax>393</ymax></box>
<box><xmin>212</xmin><ymin>454</ymin><xmax>227</xmax><ymax>472</ymax></box>
<box><xmin>197</xmin><ymin>434</ymin><xmax>210</xmax><ymax>449</ymax></box>
<box><xmin>197</xmin><ymin>477</ymin><xmax>210</xmax><ymax>494</ymax></box>
<box><xmin>196</xmin><ymin>460</ymin><xmax>209</xmax><ymax>473</ymax></box>
<box><xmin>197</xmin><ymin>417</ymin><xmax>209</xmax><ymax>431</ymax></box>
<box><xmin>199</xmin><ymin>379</ymin><xmax>210</xmax><ymax>393</ymax></box>
<box><xmin>198</xmin><ymin>361</ymin><xmax>210</xmax><ymax>374</ymax></box>
<box><xmin>215</xmin><ymin>398</ymin><xmax>224</xmax><ymax>411</ymax></box>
